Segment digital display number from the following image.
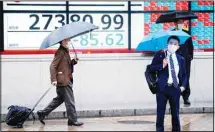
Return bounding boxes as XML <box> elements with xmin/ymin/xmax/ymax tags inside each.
<box><xmin>29</xmin><ymin>14</ymin><xmax>124</xmax><ymax>30</ymax></box>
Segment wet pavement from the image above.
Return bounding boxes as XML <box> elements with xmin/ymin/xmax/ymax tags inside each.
<box><xmin>1</xmin><ymin>113</ymin><xmax>213</xmax><ymax>131</ymax></box>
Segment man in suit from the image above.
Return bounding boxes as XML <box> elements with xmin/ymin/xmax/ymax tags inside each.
<box><xmin>150</xmin><ymin>36</ymin><xmax>187</xmax><ymax>132</ymax></box>
<box><xmin>174</xmin><ymin>19</ymin><xmax>193</xmax><ymax>106</ymax></box>
<box><xmin>37</xmin><ymin>38</ymin><xmax>83</xmax><ymax>126</ymax></box>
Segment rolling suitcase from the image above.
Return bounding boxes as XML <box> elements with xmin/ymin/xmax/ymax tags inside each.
<box><xmin>5</xmin><ymin>86</ymin><xmax>53</xmax><ymax>128</ymax></box>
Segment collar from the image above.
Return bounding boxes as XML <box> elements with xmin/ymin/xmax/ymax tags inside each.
<box><xmin>60</xmin><ymin>45</ymin><xmax>69</xmax><ymax>52</ymax></box>
<box><xmin>167</xmin><ymin>50</ymin><xmax>176</xmax><ymax>57</ymax></box>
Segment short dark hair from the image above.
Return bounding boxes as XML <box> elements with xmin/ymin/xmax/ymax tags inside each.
<box><xmin>167</xmin><ymin>35</ymin><xmax>180</xmax><ymax>44</ymax></box>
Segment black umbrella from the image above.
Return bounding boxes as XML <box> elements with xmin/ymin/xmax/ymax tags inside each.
<box><xmin>156</xmin><ymin>11</ymin><xmax>198</xmax><ymax>24</ymax></box>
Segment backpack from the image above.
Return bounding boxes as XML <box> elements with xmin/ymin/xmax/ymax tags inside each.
<box><xmin>5</xmin><ymin>105</ymin><xmax>35</xmax><ymax>128</ymax></box>
<box><xmin>145</xmin><ymin>50</ymin><xmax>167</xmax><ymax>94</ymax></box>
<box><xmin>145</xmin><ymin>64</ymin><xmax>158</xmax><ymax>94</ymax></box>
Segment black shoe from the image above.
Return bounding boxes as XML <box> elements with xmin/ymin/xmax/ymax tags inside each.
<box><xmin>184</xmin><ymin>100</ymin><xmax>191</xmax><ymax>106</ymax></box>
<box><xmin>37</xmin><ymin>110</ymin><xmax>46</xmax><ymax>125</ymax></box>
<box><xmin>68</xmin><ymin>121</ymin><xmax>84</xmax><ymax>126</ymax></box>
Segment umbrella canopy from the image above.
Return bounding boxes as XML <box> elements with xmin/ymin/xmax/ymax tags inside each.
<box><xmin>156</xmin><ymin>11</ymin><xmax>198</xmax><ymax>24</ymax></box>
<box><xmin>40</xmin><ymin>22</ymin><xmax>99</xmax><ymax>49</ymax></box>
<box><xmin>136</xmin><ymin>30</ymin><xmax>190</xmax><ymax>52</ymax></box>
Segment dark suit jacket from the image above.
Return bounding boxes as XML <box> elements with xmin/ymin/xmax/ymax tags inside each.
<box><xmin>149</xmin><ymin>50</ymin><xmax>187</xmax><ymax>91</ymax></box>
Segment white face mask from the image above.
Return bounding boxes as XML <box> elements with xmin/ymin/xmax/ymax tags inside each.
<box><xmin>65</xmin><ymin>44</ymin><xmax>70</xmax><ymax>49</ymax></box>
<box><xmin>168</xmin><ymin>45</ymin><xmax>178</xmax><ymax>54</ymax></box>
<box><xmin>178</xmin><ymin>24</ymin><xmax>183</xmax><ymax>30</ymax></box>
<box><xmin>65</xmin><ymin>41</ymin><xmax>72</xmax><ymax>49</ymax></box>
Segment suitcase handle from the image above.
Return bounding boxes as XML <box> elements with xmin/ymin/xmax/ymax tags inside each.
<box><xmin>23</xmin><ymin>86</ymin><xmax>54</xmax><ymax>121</ymax></box>
<box><xmin>31</xmin><ymin>85</ymin><xmax>54</xmax><ymax>112</ymax></box>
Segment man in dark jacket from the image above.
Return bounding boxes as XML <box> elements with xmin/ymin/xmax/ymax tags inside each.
<box><xmin>150</xmin><ymin>36</ymin><xmax>187</xmax><ymax>132</ymax></box>
<box><xmin>174</xmin><ymin>19</ymin><xmax>193</xmax><ymax>106</ymax></box>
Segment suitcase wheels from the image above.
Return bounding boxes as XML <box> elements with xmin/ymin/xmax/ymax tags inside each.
<box><xmin>16</xmin><ymin>123</ymin><xmax>23</xmax><ymax>128</ymax></box>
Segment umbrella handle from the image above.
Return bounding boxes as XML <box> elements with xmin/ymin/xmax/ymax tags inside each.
<box><xmin>70</xmin><ymin>43</ymin><xmax>77</xmax><ymax>57</ymax></box>
<box><xmin>164</xmin><ymin>48</ymin><xmax>167</xmax><ymax>57</ymax></box>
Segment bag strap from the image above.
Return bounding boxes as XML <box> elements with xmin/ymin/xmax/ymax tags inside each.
<box><xmin>163</xmin><ymin>49</ymin><xmax>167</xmax><ymax>58</ymax></box>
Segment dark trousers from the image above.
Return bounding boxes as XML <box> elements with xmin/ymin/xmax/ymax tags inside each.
<box><xmin>182</xmin><ymin>59</ymin><xmax>191</xmax><ymax>101</ymax></box>
<box><xmin>42</xmin><ymin>82</ymin><xmax>77</xmax><ymax>122</ymax></box>
<box><xmin>156</xmin><ymin>85</ymin><xmax>181</xmax><ymax>132</ymax></box>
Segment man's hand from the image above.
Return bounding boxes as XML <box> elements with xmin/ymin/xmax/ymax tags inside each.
<box><xmin>163</xmin><ymin>58</ymin><xmax>168</xmax><ymax>68</ymax></box>
<box><xmin>74</xmin><ymin>55</ymin><xmax>79</xmax><ymax>62</ymax></box>
<box><xmin>180</xmin><ymin>86</ymin><xmax>185</xmax><ymax>92</ymax></box>
<box><xmin>52</xmin><ymin>81</ymin><xmax>57</xmax><ymax>86</ymax></box>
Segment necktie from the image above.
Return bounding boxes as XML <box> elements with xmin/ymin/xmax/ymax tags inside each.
<box><xmin>169</xmin><ymin>55</ymin><xmax>178</xmax><ymax>88</ymax></box>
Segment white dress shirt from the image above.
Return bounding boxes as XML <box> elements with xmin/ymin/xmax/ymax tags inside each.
<box><xmin>167</xmin><ymin>51</ymin><xmax>179</xmax><ymax>84</ymax></box>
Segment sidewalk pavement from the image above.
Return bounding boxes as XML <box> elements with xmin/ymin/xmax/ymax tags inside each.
<box><xmin>1</xmin><ymin>102</ymin><xmax>213</xmax><ymax>121</ymax></box>
<box><xmin>1</xmin><ymin>113</ymin><xmax>213</xmax><ymax>131</ymax></box>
